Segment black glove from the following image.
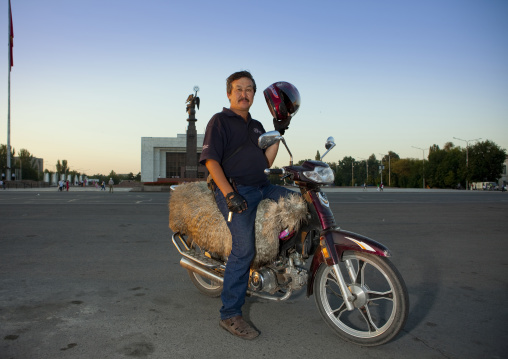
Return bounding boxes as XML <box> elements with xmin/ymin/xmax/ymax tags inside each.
<box><xmin>273</xmin><ymin>117</ymin><xmax>291</xmax><ymax>135</ymax></box>
<box><xmin>226</xmin><ymin>192</ymin><xmax>248</xmax><ymax>213</ymax></box>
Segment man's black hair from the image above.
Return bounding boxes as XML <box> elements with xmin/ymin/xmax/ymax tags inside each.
<box><xmin>226</xmin><ymin>70</ymin><xmax>257</xmax><ymax>94</ymax></box>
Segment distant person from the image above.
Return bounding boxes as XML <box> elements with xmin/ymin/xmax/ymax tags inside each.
<box><xmin>363</xmin><ymin>183</ymin><xmax>367</xmax><ymax>191</ymax></box>
<box><xmin>0</xmin><ymin>179</ymin><xmax>4</xmax><ymax>190</ymax></box>
<box><xmin>380</xmin><ymin>183</ymin><xmax>384</xmax><ymax>191</ymax></box>
<box><xmin>101</xmin><ymin>181</ymin><xmax>106</xmax><ymax>191</ymax></box>
<box><xmin>66</xmin><ymin>180</ymin><xmax>69</xmax><ymax>192</ymax></box>
<box><xmin>108</xmin><ymin>178</ymin><xmax>114</xmax><ymax>193</ymax></box>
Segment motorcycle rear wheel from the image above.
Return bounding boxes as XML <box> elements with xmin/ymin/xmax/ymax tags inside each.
<box><xmin>187</xmin><ymin>242</ymin><xmax>223</xmax><ymax>298</ymax></box>
<box><xmin>314</xmin><ymin>251</ymin><xmax>409</xmax><ymax>346</ymax></box>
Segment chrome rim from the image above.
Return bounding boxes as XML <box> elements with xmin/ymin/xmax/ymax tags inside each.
<box><xmin>319</xmin><ymin>255</ymin><xmax>397</xmax><ymax>338</ymax></box>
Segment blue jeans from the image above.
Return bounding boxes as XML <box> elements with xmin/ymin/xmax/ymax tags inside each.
<box><xmin>214</xmin><ymin>183</ymin><xmax>295</xmax><ymax>320</ymax></box>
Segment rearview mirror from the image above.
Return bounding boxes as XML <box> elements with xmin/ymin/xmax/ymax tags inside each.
<box><xmin>325</xmin><ymin>137</ymin><xmax>335</xmax><ymax>150</ymax></box>
<box><xmin>258</xmin><ymin>131</ymin><xmax>282</xmax><ymax>149</ymax></box>
<box><xmin>320</xmin><ymin>136</ymin><xmax>336</xmax><ymax>160</ymax></box>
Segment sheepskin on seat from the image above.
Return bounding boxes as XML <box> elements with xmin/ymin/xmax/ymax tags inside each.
<box><xmin>169</xmin><ymin>181</ymin><xmax>308</xmax><ymax>267</ymax></box>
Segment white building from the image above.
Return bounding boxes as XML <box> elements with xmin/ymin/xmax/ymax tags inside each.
<box><xmin>141</xmin><ymin>134</ymin><xmax>206</xmax><ymax>182</ymax></box>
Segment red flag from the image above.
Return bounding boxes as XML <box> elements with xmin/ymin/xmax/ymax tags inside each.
<box><xmin>9</xmin><ymin>0</ymin><xmax>14</xmax><ymax>69</ymax></box>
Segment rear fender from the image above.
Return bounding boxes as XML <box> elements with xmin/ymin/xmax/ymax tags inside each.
<box><xmin>306</xmin><ymin>229</ymin><xmax>392</xmax><ymax>297</ymax></box>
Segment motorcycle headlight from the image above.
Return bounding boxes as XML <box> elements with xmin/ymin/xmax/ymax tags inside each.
<box><xmin>303</xmin><ymin>166</ymin><xmax>335</xmax><ymax>184</ymax></box>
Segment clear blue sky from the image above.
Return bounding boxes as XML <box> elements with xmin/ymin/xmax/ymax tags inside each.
<box><xmin>1</xmin><ymin>0</ymin><xmax>507</xmax><ymax>175</ymax></box>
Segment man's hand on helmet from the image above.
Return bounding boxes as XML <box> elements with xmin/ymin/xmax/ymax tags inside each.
<box><xmin>273</xmin><ymin>117</ymin><xmax>291</xmax><ymax>135</ymax></box>
<box><xmin>226</xmin><ymin>192</ymin><xmax>248</xmax><ymax>213</ymax></box>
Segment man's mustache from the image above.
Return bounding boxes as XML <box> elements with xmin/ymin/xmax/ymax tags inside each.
<box><xmin>239</xmin><ymin>98</ymin><xmax>250</xmax><ymax>103</ymax></box>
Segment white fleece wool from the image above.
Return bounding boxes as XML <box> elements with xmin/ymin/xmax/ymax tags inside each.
<box><xmin>169</xmin><ymin>181</ymin><xmax>308</xmax><ymax>267</ymax></box>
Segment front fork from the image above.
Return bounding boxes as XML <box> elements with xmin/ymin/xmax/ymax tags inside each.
<box><xmin>331</xmin><ymin>263</ymin><xmax>356</xmax><ymax>311</ymax></box>
<box><xmin>320</xmin><ymin>234</ymin><xmax>356</xmax><ymax>311</ymax></box>
<box><xmin>301</xmin><ymin>188</ymin><xmax>391</xmax><ymax>309</ymax></box>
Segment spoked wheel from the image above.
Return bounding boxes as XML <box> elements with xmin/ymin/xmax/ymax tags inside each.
<box><xmin>187</xmin><ymin>242</ymin><xmax>223</xmax><ymax>298</ymax></box>
<box><xmin>314</xmin><ymin>251</ymin><xmax>409</xmax><ymax>346</ymax></box>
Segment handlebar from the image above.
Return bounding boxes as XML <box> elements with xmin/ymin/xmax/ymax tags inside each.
<box><xmin>264</xmin><ymin>168</ymin><xmax>285</xmax><ymax>175</ymax></box>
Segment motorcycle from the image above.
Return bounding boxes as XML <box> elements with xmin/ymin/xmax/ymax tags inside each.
<box><xmin>170</xmin><ymin>132</ymin><xmax>409</xmax><ymax>346</ymax></box>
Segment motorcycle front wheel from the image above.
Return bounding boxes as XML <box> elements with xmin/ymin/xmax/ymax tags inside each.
<box><xmin>314</xmin><ymin>251</ymin><xmax>409</xmax><ymax>346</ymax></box>
<box><xmin>187</xmin><ymin>242</ymin><xmax>223</xmax><ymax>298</ymax></box>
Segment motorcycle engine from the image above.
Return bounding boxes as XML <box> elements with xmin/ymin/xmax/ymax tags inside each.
<box><xmin>250</xmin><ymin>267</ymin><xmax>278</xmax><ymax>294</ymax></box>
<box><xmin>285</xmin><ymin>253</ymin><xmax>308</xmax><ymax>291</ymax></box>
<box><xmin>250</xmin><ymin>253</ymin><xmax>309</xmax><ymax>295</ymax></box>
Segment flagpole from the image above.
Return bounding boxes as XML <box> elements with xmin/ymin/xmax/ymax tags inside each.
<box><xmin>6</xmin><ymin>0</ymin><xmax>12</xmax><ymax>182</ymax></box>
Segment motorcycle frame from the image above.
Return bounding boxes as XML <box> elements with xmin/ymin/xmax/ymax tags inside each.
<box><xmin>173</xmin><ymin>135</ymin><xmax>394</xmax><ymax>311</ymax></box>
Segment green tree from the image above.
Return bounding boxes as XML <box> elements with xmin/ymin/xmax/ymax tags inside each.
<box><xmin>336</xmin><ymin>156</ymin><xmax>356</xmax><ymax>186</ymax></box>
<box><xmin>315</xmin><ymin>151</ymin><xmax>321</xmax><ymax>161</ymax></box>
<box><xmin>391</xmin><ymin>158</ymin><xmax>424</xmax><ymax>188</ymax></box>
<box><xmin>367</xmin><ymin>154</ymin><xmax>380</xmax><ymax>186</ymax></box>
<box><xmin>356</xmin><ymin>159</ymin><xmax>368</xmax><ymax>186</ymax></box>
<box><xmin>427</xmin><ymin>143</ymin><xmax>465</xmax><ymax>188</ymax></box>
<box><xmin>379</xmin><ymin>151</ymin><xmax>400</xmax><ymax>187</ymax></box>
<box><xmin>108</xmin><ymin>170</ymin><xmax>120</xmax><ymax>184</ymax></box>
<box><xmin>55</xmin><ymin>159</ymin><xmax>70</xmax><ymax>175</ymax></box>
<box><xmin>61</xmin><ymin>160</ymin><xmax>69</xmax><ymax>175</ymax></box>
<box><xmin>468</xmin><ymin>140</ymin><xmax>506</xmax><ymax>182</ymax></box>
<box><xmin>0</xmin><ymin>144</ymin><xmax>15</xmax><ymax>175</ymax></box>
<box><xmin>17</xmin><ymin>149</ymin><xmax>40</xmax><ymax>181</ymax></box>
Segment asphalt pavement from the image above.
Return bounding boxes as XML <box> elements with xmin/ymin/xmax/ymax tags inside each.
<box><xmin>0</xmin><ymin>189</ymin><xmax>507</xmax><ymax>358</ymax></box>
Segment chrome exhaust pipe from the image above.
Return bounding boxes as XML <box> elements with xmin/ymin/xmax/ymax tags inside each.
<box><xmin>180</xmin><ymin>257</ymin><xmax>224</xmax><ymax>283</ymax></box>
<box><xmin>180</xmin><ymin>257</ymin><xmax>293</xmax><ymax>301</ymax></box>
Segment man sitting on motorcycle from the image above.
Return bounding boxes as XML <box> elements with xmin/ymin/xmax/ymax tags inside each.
<box><xmin>199</xmin><ymin>70</ymin><xmax>300</xmax><ymax>339</ymax></box>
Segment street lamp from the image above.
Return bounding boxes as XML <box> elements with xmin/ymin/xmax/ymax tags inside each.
<box><xmin>351</xmin><ymin>161</ymin><xmax>357</xmax><ymax>187</ymax></box>
<box><xmin>378</xmin><ymin>153</ymin><xmax>393</xmax><ymax>187</ymax></box>
<box><xmin>358</xmin><ymin>157</ymin><xmax>368</xmax><ymax>185</ymax></box>
<box><xmin>453</xmin><ymin>137</ymin><xmax>481</xmax><ymax>190</ymax></box>
<box><xmin>388</xmin><ymin>154</ymin><xmax>391</xmax><ymax>186</ymax></box>
<box><xmin>412</xmin><ymin>146</ymin><xmax>427</xmax><ymax>189</ymax></box>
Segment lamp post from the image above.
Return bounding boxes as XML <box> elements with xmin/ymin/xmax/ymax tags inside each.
<box><xmin>453</xmin><ymin>137</ymin><xmax>481</xmax><ymax>190</ymax></box>
<box><xmin>351</xmin><ymin>161</ymin><xmax>356</xmax><ymax>187</ymax></box>
<box><xmin>412</xmin><ymin>146</ymin><xmax>427</xmax><ymax>189</ymax></box>
<box><xmin>358</xmin><ymin>157</ymin><xmax>368</xmax><ymax>185</ymax></box>
<box><xmin>379</xmin><ymin>162</ymin><xmax>384</xmax><ymax>186</ymax></box>
<box><xmin>378</xmin><ymin>153</ymin><xmax>393</xmax><ymax>187</ymax></box>
<box><xmin>388</xmin><ymin>155</ymin><xmax>391</xmax><ymax>186</ymax></box>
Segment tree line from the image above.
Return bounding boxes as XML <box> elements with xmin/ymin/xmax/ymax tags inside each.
<box><xmin>269</xmin><ymin>140</ymin><xmax>506</xmax><ymax>189</ymax></box>
<box><xmin>4</xmin><ymin>140</ymin><xmax>506</xmax><ymax>188</ymax></box>
<box><xmin>1</xmin><ymin>144</ymin><xmax>141</xmax><ymax>183</ymax></box>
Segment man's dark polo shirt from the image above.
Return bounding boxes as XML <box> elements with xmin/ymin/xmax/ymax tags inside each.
<box><xmin>199</xmin><ymin>108</ymin><xmax>269</xmax><ymax>187</ymax></box>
